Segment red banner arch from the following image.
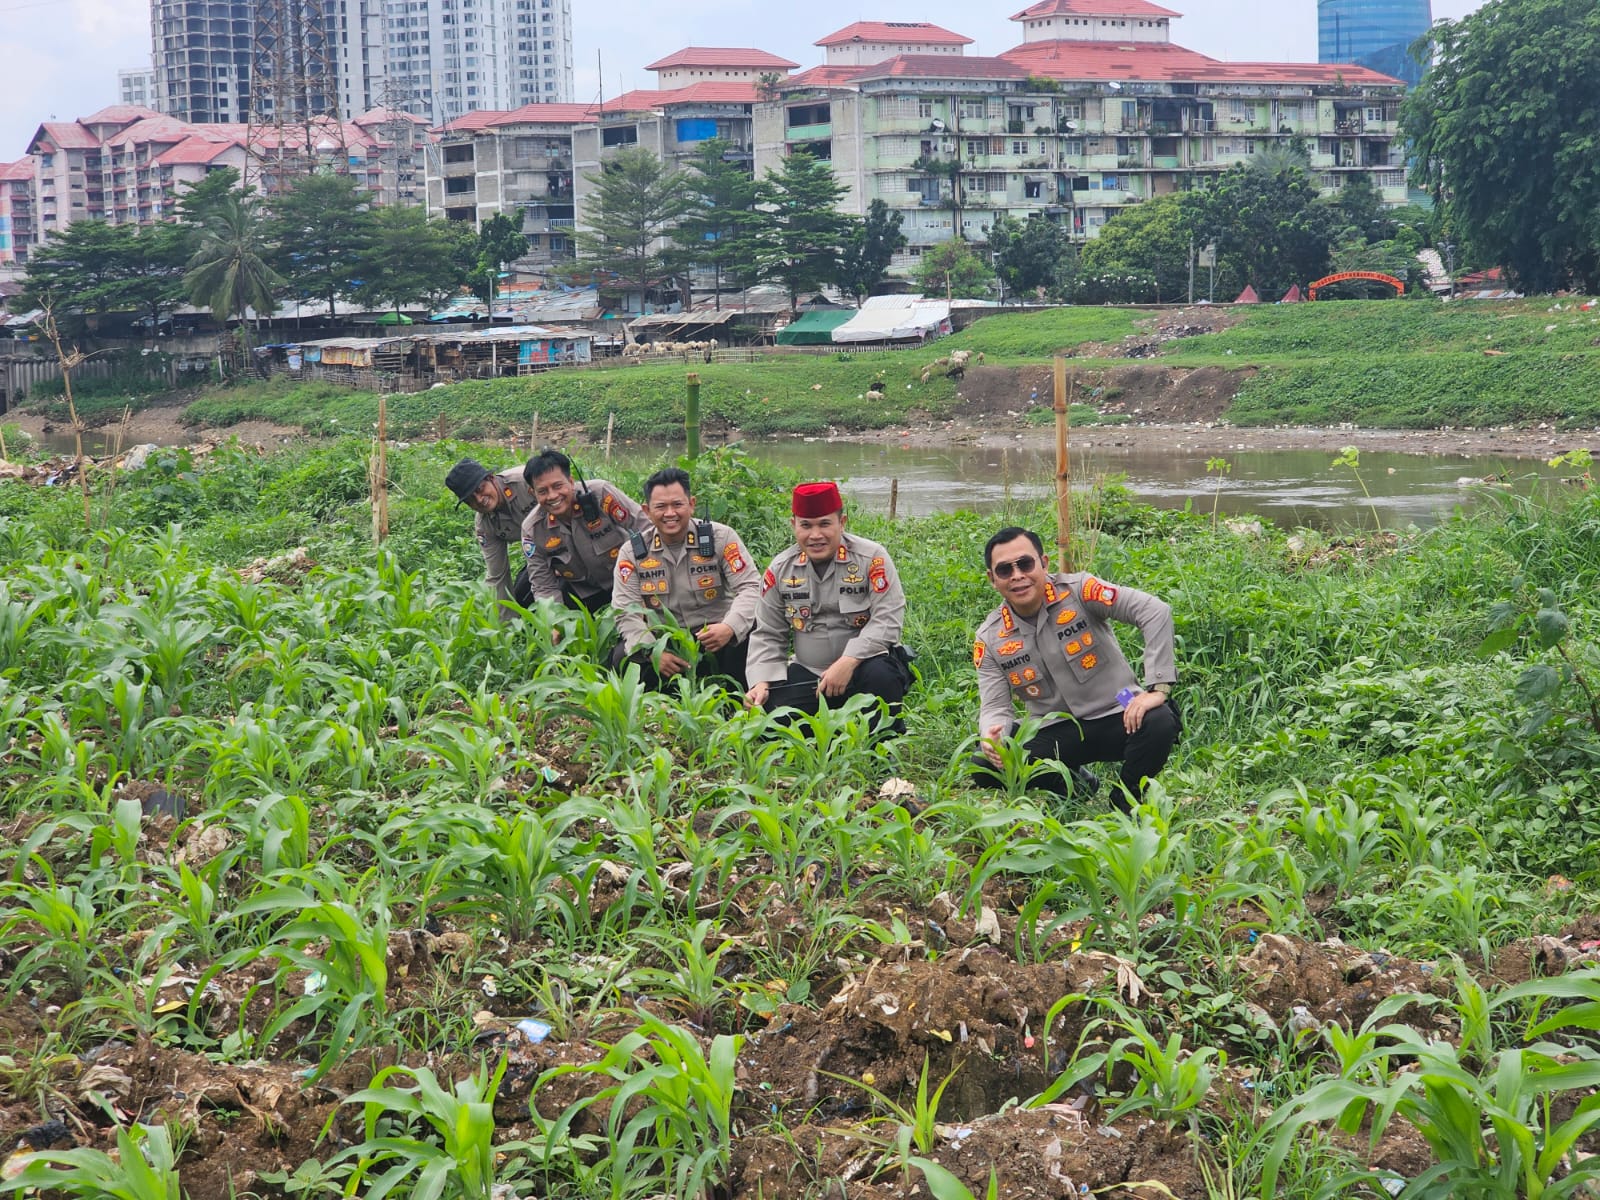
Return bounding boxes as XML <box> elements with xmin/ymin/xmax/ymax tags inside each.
<box><xmin>1308</xmin><ymin>271</ymin><xmax>1406</xmax><ymax>299</ymax></box>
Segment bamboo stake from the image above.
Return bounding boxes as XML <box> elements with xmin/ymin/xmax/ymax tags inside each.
<box><xmin>373</xmin><ymin>395</ymin><xmax>390</xmax><ymax>544</ymax></box>
<box><xmin>685</xmin><ymin>372</ymin><xmax>701</xmax><ymax>459</ymax></box>
<box><xmin>889</xmin><ymin>477</ymin><xmax>899</xmax><ymax>520</ymax></box>
<box><xmin>530</xmin><ymin>411</ymin><xmax>540</xmax><ymax>453</ymax></box>
<box><xmin>40</xmin><ymin>305</ymin><xmax>92</xmax><ymax>530</ymax></box>
<box><xmin>604</xmin><ymin>411</ymin><xmax>615</xmax><ymax>464</ymax></box>
<box><xmin>1053</xmin><ymin>355</ymin><xmax>1072</xmax><ymax>572</ymax></box>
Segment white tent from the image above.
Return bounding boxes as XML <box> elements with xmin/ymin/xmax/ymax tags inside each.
<box><xmin>831</xmin><ymin>294</ymin><xmax>952</xmax><ymax>344</ymax></box>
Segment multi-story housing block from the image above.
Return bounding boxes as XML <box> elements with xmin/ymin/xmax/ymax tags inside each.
<box><xmin>426</xmin><ymin>103</ymin><xmax>594</xmax><ymax>269</ymax></box>
<box><xmin>1319</xmin><ymin>0</ymin><xmax>1432</xmax><ymax>89</ymax></box>
<box><xmin>753</xmin><ymin>0</ymin><xmax>1406</xmax><ymax>271</ymax></box>
<box><xmin>0</xmin><ymin>159</ymin><xmax>39</xmax><ymax>265</ymax></box>
<box><xmin>815</xmin><ymin>21</ymin><xmax>973</xmax><ymax>66</ymax></box>
<box><xmin>119</xmin><ymin>68</ymin><xmax>158</xmax><ymax>109</ymax></box>
<box><xmin>151</xmin><ymin>0</ymin><xmax>255</xmax><ymax>124</ymax></box>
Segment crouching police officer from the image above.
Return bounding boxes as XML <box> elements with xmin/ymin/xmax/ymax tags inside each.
<box><xmin>611</xmin><ymin>467</ymin><xmax>763</xmax><ymax>688</ymax></box>
<box><xmin>518</xmin><ymin>448</ymin><xmax>651</xmax><ymax>612</ymax></box>
<box><xmin>445</xmin><ymin>457</ymin><xmax>537</xmax><ymax>620</ymax></box>
<box><xmin>744</xmin><ymin>481</ymin><xmax>914</xmax><ymax>727</ymax></box>
<box><xmin>972</xmin><ymin>526</ymin><xmax>1180</xmax><ymax>807</ymax></box>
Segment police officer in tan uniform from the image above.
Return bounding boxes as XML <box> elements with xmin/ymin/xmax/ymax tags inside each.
<box><xmin>518</xmin><ymin>448</ymin><xmax>651</xmax><ymax>610</ymax></box>
<box><xmin>445</xmin><ymin>457</ymin><xmax>537</xmax><ymax>619</ymax></box>
<box><xmin>744</xmin><ymin>481</ymin><xmax>913</xmax><ymax>724</ymax></box>
<box><xmin>611</xmin><ymin>466</ymin><xmax>763</xmax><ymax>688</ymax></box>
<box><xmin>973</xmin><ymin>525</ymin><xmax>1179</xmax><ymax>805</ymax></box>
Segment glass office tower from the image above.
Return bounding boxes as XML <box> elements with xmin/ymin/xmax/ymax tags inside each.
<box><xmin>1318</xmin><ymin>0</ymin><xmax>1433</xmax><ymax>86</ymax></box>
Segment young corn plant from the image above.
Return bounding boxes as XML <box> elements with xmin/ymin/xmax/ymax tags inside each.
<box><xmin>0</xmin><ymin>1122</ymin><xmax>181</xmax><ymax>1199</ymax></box>
<box><xmin>331</xmin><ymin>1058</ymin><xmax>535</xmax><ymax>1200</ymax></box>
<box><xmin>824</xmin><ymin>1053</ymin><xmax>961</xmax><ymax>1159</ymax></box>
<box><xmin>540</xmin><ymin>1013</ymin><xmax>742</xmax><ymax>1200</ymax></box>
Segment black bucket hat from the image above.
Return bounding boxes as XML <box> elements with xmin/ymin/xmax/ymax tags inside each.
<box><xmin>445</xmin><ymin>458</ymin><xmax>495</xmax><ymax>506</ymax></box>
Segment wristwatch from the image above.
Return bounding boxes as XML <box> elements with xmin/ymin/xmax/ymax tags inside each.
<box><xmin>1150</xmin><ymin>682</ymin><xmax>1172</xmax><ymax>696</ymax></box>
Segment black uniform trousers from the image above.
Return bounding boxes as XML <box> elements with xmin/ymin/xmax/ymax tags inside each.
<box><xmin>974</xmin><ymin>700</ymin><xmax>1181</xmax><ymax>807</ymax></box>
<box><xmin>761</xmin><ymin>651</ymin><xmax>914</xmax><ymax>729</ymax></box>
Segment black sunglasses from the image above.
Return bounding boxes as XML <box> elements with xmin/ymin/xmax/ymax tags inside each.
<box><xmin>990</xmin><ymin>554</ymin><xmax>1038</xmax><ymax>580</ymax></box>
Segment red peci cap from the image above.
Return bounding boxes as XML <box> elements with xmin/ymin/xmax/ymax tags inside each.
<box><xmin>792</xmin><ymin>481</ymin><xmax>843</xmax><ymax>518</ymax></box>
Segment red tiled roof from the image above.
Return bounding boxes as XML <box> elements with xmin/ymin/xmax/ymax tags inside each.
<box><xmin>645</xmin><ymin>46</ymin><xmax>799</xmax><ymax>70</ymax></box>
<box><xmin>783</xmin><ymin>64</ymin><xmax>871</xmax><ymax>88</ymax></box>
<box><xmin>438</xmin><ymin>110</ymin><xmax>506</xmax><ymax>132</ymax></box>
<box><xmin>1011</xmin><ymin>0</ymin><xmax>1179</xmax><ymax>19</ymax></box>
<box><xmin>1000</xmin><ymin>38</ymin><xmax>1404</xmax><ymax>85</ymax></box>
<box><xmin>852</xmin><ymin>54</ymin><xmax>1029</xmax><ymax>81</ymax></box>
<box><xmin>106</xmin><ymin>116</ymin><xmax>200</xmax><ymax>149</ymax></box>
<box><xmin>0</xmin><ymin>158</ymin><xmax>36</xmax><ymax>181</ymax></box>
<box><xmin>598</xmin><ymin>82</ymin><xmax>757</xmax><ymax>113</ymax></box>
<box><xmin>78</xmin><ymin>104</ymin><xmax>165</xmax><ymax>127</ymax></box>
<box><xmin>488</xmin><ymin>102</ymin><xmax>600</xmax><ymax>127</ymax></box>
<box><xmin>816</xmin><ymin>21</ymin><xmax>973</xmax><ymax>47</ymax></box>
<box><xmin>33</xmin><ymin>122</ymin><xmax>101</xmax><ymax>151</ymax></box>
<box><xmin>352</xmin><ymin>107</ymin><xmax>430</xmax><ymax>127</ymax></box>
<box><xmin>152</xmin><ymin>136</ymin><xmax>242</xmax><ymax>167</ymax></box>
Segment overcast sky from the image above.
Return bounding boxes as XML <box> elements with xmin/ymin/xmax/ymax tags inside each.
<box><xmin>0</xmin><ymin>0</ymin><xmax>1487</xmax><ymax>162</ymax></box>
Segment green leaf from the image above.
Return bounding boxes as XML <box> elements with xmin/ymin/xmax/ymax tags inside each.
<box><xmin>1515</xmin><ymin>664</ymin><xmax>1563</xmax><ymax>705</ymax></box>
<box><xmin>1476</xmin><ymin>627</ymin><xmax>1518</xmax><ymax>656</ymax></box>
<box><xmin>1533</xmin><ymin>607</ymin><xmax>1570</xmax><ymax>648</ymax></box>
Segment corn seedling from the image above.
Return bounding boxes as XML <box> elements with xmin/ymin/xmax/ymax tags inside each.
<box><xmin>0</xmin><ymin>1122</ymin><xmax>181</xmax><ymax>1199</ymax></box>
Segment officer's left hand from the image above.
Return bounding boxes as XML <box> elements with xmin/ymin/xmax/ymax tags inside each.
<box><xmin>657</xmin><ymin>651</ymin><xmax>692</xmax><ymax>678</ymax></box>
<box><xmin>1123</xmin><ymin>690</ymin><xmax>1166</xmax><ymax>734</ymax></box>
<box><xmin>696</xmin><ymin>622</ymin><xmax>735</xmax><ymax>652</ymax></box>
<box><xmin>817</xmin><ymin>656</ymin><xmax>861</xmax><ymax>698</ymax></box>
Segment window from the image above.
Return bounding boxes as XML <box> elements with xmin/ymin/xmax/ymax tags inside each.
<box><xmin>1024</xmin><ymin>179</ymin><xmax>1042</xmax><ymax>198</ymax></box>
<box><xmin>1365</xmin><ymin>107</ymin><xmax>1385</xmax><ymax>122</ymax></box>
<box><xmin>968</xmin><ymin>175</ymin><xmax>988</xmax><ymax>192</ymax></box>
<box><xmin>917</xmin><ymin>98</ymin><xmax>934</xmax><ymax>119</ymax></box>
<box><xmin>959</xmin><ymin>99</ymin><xmax>986</xmax><ymax>120</ymax></box>
<box><xmin>1060</xmin><ymin>101</ymin><xmax>1083</xmax><ymax>121</ymax></box>
<box><xmin>1011</xmin><ymin>140</ymin><xmax>1027</xmax><ymax>155</ymax></box>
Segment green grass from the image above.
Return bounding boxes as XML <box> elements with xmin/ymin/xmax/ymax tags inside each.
<box><xmin>941</xmin><ymin>306</ymin><xmax>1141</xmax><ymax>359</ymax></box>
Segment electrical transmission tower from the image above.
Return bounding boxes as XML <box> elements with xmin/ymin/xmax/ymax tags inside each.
<box><xmin>246</xmin><ymin>0</ymin><xmax>347</xmax><ymax>193</ymax></box>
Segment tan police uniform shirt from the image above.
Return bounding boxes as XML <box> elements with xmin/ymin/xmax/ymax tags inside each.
<box><xmin>473</xmin><ymin>468</ymin><xmax>538</xmax><ymax>606</ymax></box>
<box><xmin>746</xmin><ymin>533</ymin><xmax>907</xmax><ymax>685</ymax></box>
<box><xmin>611</xmin><ymin>521</ymin><xmax>763</xmax><ymax>655</ymax></box>
<box><xmin>973</xmin><ymin>572</ymin><xmax>1176</xmax><ymax>737</ymax></box>
<box><xmin>518</xmin><ymin>479</ymin><xmax>651</xmax><ymax>603</ymax></box>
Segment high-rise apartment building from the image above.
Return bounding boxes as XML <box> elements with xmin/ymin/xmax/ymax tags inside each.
<box><xmin>1318</xmin><ymin>0</ymin><xmax>1432</xmax><ymax>87</ymax></box>
<box><xmin>382</xmin><ymin>0</ymin><xmax>575</xmax><ymax>126</ymax></box>
<box><xmin>151</xmin><ymin>0</ymin><xmax>255</xmax><ymax>123</ymax></box>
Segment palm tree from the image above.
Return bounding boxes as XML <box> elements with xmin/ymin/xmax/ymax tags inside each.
<box><xmin>184</xmin><ymin>195</ymin><xmax>282</xmax><ymax>350</ymax></box>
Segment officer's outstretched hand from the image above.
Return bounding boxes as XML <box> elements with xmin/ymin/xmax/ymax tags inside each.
<box><xmin>658</xmin><ymin>651</ymin><xmax>692</xmax><ymax>678</ymax></box>
<box><xmin>744</xmin><ymin>682</ymin><xmax>770</xmax><ymax>709</ymax></box>
<box><xmin>696</xmin><ymin>622</ymin><xmax>735</xmax><ymax>652</ymax></box>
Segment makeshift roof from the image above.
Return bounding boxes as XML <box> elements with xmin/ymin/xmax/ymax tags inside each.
<box><xmin>832</xmin><ymin>295</ymin><xmax>952</xmax><ymax>343</ymax></box>
<box><xmin>775</xmin><ymin>309</ymin><xmax>854</xmax><ymax>345</ymax></box>
<box><xmin>645</xmin><ymin>47</ymin><xmax>799</xmax><ymax>70</ymax></box>
<box><xmin>628</xmin><ymin>309</ymin><xmax>742</xmax><ymax>331</ymax></box>
<box><xmin>815</xmin><ymin>21</ymin><xmax>973</xmax><ymax>46</ymax></box>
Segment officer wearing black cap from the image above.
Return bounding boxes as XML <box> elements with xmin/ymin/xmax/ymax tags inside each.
<box><xmin>446</xmin><ymin>457</ymin><xmax>537</xmax><ymax>619</ymax></box>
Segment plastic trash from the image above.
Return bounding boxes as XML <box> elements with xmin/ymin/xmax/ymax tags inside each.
<box><xmin>515</xmin><ymin>1019</ymin><xmax>552</xmax><ymax>1044</ymax></box>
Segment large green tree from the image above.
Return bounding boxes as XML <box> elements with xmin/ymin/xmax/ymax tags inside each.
<box><xmin>752</xmin><ymin>151</ymin><xmax>855</xmax><ymax>310</ymax></box>
<box><xmin>575</xmin><ymin>147</ymin><xmax>694</xmax><ymax>298</ymax></box>
<box><xmin>671</xmin><ymin>139</ymin><xmax>761</xmax><ymax>307</ymax></box>
<box><xmin>265</xmin><ymin>171</ymin><xmax>376</xmax><ymax>316</ymax></box>
<box><xmin>355</xmin><ymin>207</ymin><xmax>464</xmax><ymax>315</ymax></box>
<box><xmin>22</xmin><ymin>220</ymin><xmax>191</xmax><ymax>330</ymax></box>
<box><xmin>1192</xmin><ymin>159</ymin><xmax>1338</xmax><ymax>296</ymax></box>
<box><xmin>1075</xmin><ymin>194</ymin><xmax>1209</xmax><ymax>303</ymax></box>
<box><xmin>836</xmin><ymin>199</ymin><xmax>906</xmax><ymax>304</ymax></box>
<box><xmin>1404</xmin><ymin>0</ymin><xmax>1600</xmax><ymax>292</ymax></box>
<box><xmin>914</xmin><ymin>240</ymin><xmax>992</xmax><ymax>299</ymax></box>
<box><xmin>988</xmin><ymin>213</ymin><xmax>1072</xmax><ymax>299</ymax></box>
<box><xmin>185</xmin><ymin>196</ymin><xmax>283</xmax><ymax>347</ymax></box>
<box><xmin>176</xmin><ymin>167</ymin><xmax>249</xmax><ymax>227</ymax></box>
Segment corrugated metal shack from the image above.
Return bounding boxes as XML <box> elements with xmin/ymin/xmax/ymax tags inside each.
<box><xmin>267</xmin><ymin>326</ymin><xmax>595</xmax><ymax>389</ymax></box>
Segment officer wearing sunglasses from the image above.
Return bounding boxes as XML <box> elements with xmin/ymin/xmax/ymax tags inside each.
<box><xmin>971</xmin><ymin>526</ymin><xmax>1180</xmax><ymax>806</ymax></box>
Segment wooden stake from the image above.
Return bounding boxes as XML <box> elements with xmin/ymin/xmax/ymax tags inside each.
<box><xmin>0</xmin><ymin>421</ymin><xmax>8</xmax><ymax>462</ymax></box>
<box><xmin>373</xmin><ymin>395</ymin><xmax>390</xmax><ymax>544</ymax></box>
<box><xmin>604</xmin><ymin>411</ymin><xmax>615</xmax><ymax>463</ymax></box>
<box><xmin>1053</xmin><ymin>355</ymin><xmax>1072</xmax><ymax>572</ymax></box>
<box><xmin>40</xmin><ymin>304</ymin><xmax>91</xmax><ymax>530</ymax></box>
<box><xmin>530</xmin><ymin>411</ymin><xmax>540</xmax><ymax>453</ymax></box>
<box><xmin>889</xmin><ymin>477</ymin><xmax>899</xmax><ymax>520</ymax></box>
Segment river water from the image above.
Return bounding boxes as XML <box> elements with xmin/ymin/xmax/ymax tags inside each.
<box><xmin>29</xmin><ymin>427</ymin><xmax>1564</xmax><ymax>530</ymax></box>
<box><xmin>676</xmin><ymin>440</ymin><xmax>1564</xmax><ymax>530</ymax></box>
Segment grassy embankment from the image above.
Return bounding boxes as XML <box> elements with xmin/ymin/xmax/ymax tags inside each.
<box><xmin>1165</xmin><ymin>297</ymin><xmax>1600</xmax><ymax>428</ymax></box>
<box><xmin>3</xmin><ymin>434</ymin><xmax>1600</xmax><ymax>1196</ymax></box>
